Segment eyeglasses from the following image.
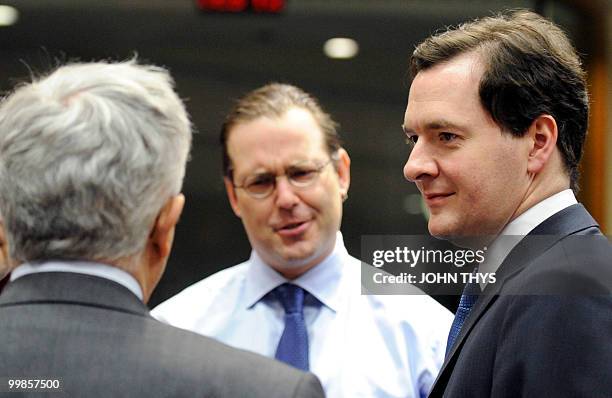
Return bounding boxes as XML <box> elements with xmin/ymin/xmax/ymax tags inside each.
<box><xmin>232</xmin><ymin>158</ymin><xmax>334</xmax><ymax>199</ymax></box>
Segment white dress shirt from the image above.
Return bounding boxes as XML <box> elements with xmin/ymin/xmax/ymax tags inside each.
<box><xmin>153</xmin><ymin>232</ymin><xmax>453</xmax><ymax>398</ymax></box>
<box><xmin>479</xmin><ymin>189</ymin><xmax>578</xmax><ymax>287</ymax></box>
<box><xmin>11</xmin><ymin>260</ymin><xmax>143</xmax><ymax>300</ymax></box>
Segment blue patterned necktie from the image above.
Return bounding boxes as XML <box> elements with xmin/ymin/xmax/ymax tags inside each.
<box><xmin>274</xmin><ymin>283</ymin><xmax>309</xmax><ymax>371</ymax></box>
<box><xmin>445</xmin><ymin>274</ymin><xmax>481</xmax><ymax>358</ymax></box>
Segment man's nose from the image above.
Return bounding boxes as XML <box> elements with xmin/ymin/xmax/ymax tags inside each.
<box><xmin>274</xmin><ymin>176</ymin><xmax>300</xmax><ymax>209</ymax></box>
<box><xmin>403</xmin><ymin>142</ymin><xmax>438</xmax><ymax>182</ymax></box>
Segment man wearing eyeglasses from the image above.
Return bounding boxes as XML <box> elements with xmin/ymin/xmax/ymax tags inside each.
<box><xmin>153</xmin><ymin>83</ymin><xmax>452</xmax><ymax>398</ymax></box>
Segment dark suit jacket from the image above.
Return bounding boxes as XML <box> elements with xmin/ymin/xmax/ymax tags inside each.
<box><xmin>0</xmin><ymin>271</ymin><xmax>324</xmax><ymax>397</ymax></box>
<box><xmin>429</xmin><ymin>204</ymin><xmax>612</xmax><ymax>398</ymax></box>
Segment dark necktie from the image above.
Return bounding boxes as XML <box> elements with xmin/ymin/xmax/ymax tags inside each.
<box><xmin>273</xmin><ymin>283</ymin><xmax>309</xmax><ymax>371</ymax></box>
<box><xmin>445</xmin><ymin>273</ymin><xmax>481</xmax><ymax>358</ymax></box>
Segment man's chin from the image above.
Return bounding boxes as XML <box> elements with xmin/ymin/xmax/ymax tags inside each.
<box><xmin>267</xmin><ymin>250</ymin><xmax>318</xmax><ymax>279</ymax></box>
<box><xmin>280</xmin><ymin>248</ymin><xmax>317</xmax><ymax>267</ymax></box>
<box><xmin>428</xmin><ymin>224</ymin><xmax>494</xmax><ymax>248</ymax></box>
<box><xmin>428</xmin><ymin>221</ymin><xmax>465</xmax><ymax>243</ymax></box>
<box><xmin>427</xmin><ymin>219</ymin><xmax>455</xmax><ymax>239</ymax></box>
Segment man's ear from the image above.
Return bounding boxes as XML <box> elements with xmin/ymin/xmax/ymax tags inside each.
<box><xmin>224</xmin><ymin>177</ymin><xmax>242</xmax><ymax>218</ymax></box>
<box><xmin>334</xmin><ymin>148</ymin><xmax>351</xmax><ymax>200</ymax></box>
<box><xmin>0</xmin><ymin>222</ymin><xmax>10</xmax><ymax>277</ymax></box>
<box><xmin>526</xmin><ymin>114</ymin><xmax>558</xmax><ymax>175</ymax></box>
<box><xmin>137</xmin><ymin>194</ymin><xmax>185</xmax><ymax>304</ymax></box>
<box><xmin>150</xmin><ymin>194</ymin><xmax>185</xmax><ymax>260</ymax></box>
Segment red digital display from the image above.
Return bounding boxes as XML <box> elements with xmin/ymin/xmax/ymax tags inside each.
<box><xmin>251</xmin><ymin>0</ymin><xmax>284</xmax><ymax>13</ymax></box>
<box><xmin>197</xmin><ymin>0</ymin><xmax>285</xmax><ymax>13</ymax></box>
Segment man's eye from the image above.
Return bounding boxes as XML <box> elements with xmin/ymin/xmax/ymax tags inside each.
<box><xmin>439</xmin><ymin>132</ymin><xmax>457</xmax><ymax>142</ymax></box>
<box><xmin>289</xmin><ymin>169</ymin><xmax>316</xmax><ymax>183</ymax></box>
<box><xmin>248</xmin><ymin>175</ymin><xmax>274</xmax><ymax>187</ymax></box>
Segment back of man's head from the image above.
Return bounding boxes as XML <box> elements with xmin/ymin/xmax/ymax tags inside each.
<box><xmin>0</xmin><ymin>60</ymin><xmax>192</xmax><ymax>268</ymax></box>
<box><xmin>410</xmin><ymin>9</ymin><xmax>588</xmax><ymax>190</ymax></box>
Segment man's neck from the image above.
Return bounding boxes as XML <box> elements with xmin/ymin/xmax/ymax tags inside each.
<box><xmin>11</xmin><ymin>260</ymin><xmax>144</xmax><ymax>301</ymax></box>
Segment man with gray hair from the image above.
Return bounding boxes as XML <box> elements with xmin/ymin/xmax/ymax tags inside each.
<box><xmin>0</xmin><ymin>60</ymin><xmax>324</xmax><ymax>397</ymax></box>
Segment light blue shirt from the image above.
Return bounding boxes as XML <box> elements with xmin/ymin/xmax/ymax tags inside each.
<box><xmin>153</xmin><ymin>233</ymin><xmax>453</xmax><ymax>398</ymax></box>
<box><xmin>11</xmin><ymin>260</ymin><xmax>143</xmax><ymax>300</ymax></box>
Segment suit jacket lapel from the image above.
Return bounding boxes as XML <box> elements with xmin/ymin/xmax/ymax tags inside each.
<box><xmin>430</xmin><ymin>204</ymin><xmax>599</xmax><ymax>393</ymax></box>
<box><xmin>0</xmin><ymin>271</ymin><xmax>150</xmax><ymax>317</ymax></box>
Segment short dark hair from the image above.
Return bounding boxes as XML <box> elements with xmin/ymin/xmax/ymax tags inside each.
<box><xmin>220</xmin><ymin>83</ymin><xmax>341</xmax><ymax>178</ymax></box>
<box><xmin>410</xmin><ymin>9</ymin><xmax>589</xmax><ymax>190</ymax></box>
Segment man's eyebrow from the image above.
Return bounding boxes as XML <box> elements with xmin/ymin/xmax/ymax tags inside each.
<box><xmin>402</xmin><ymin>120</ymin><xmax>465</xmax><ymax>134</ymax></box>
<box><xmin>427</xmin><ymin>120</ymin><xmax>464</xmax><ymax>131</ymax></box>
<box><xmin>401</xmin><ymin>124</ymin><xmax>415</xmax><ymax>135</ymax></box>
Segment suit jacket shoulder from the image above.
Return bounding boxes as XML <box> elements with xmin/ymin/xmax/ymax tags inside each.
<box><xmin>430</xmin><ymin>204</ymin><xmax>612</xmax><ymax>398</ymax></box>
<box><xmin>0</xmin><ymin>272</ymin><xmax>324</xmax><ymax>398</ymax></box>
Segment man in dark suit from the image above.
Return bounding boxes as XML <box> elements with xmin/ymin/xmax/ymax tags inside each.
<box><xmin>402</xmin><ymin>10</ymin><xmax>612</xmax><ymax>397</ymax></box>
<box><xmin>0</xmin><ymin>60</ymin><xmax>324</xmax><ymax>397</ymax></box>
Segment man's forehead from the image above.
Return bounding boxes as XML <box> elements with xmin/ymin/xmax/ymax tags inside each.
<box><xmin>230</xmin><ymin>108</ymin><xmax>323</xmax><ymax>140</ymax></box>
<box><xmin>409</xmin><ymin>53</ymin><xmax>484</xmax><ymax>96</ymax></box>
<box><xmin>227</xmin><ymin>110</ymin><xmax>328</xmax><ymax>172</ymax></box>
<box><xmin>404</xmin><ymin>55</ymin><xmax>487</xmax><ymax>130</ymax></box>
<box><xmin>227</xmin><ymin>135</ymin><xmax>325</xmax><ymax>162</ymax></box>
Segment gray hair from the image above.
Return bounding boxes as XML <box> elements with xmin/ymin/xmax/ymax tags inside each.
<box><xmin>0</xmin><ymin>59</ymin><xmax>192</xmax><ymax>266</ymax></box>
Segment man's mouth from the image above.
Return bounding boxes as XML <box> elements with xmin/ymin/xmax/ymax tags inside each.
<box><xmin>274</xmin><ymin>220</ymin><xmax>311</xmax><ymax>236</ymax></box>
<box><xmin>423</xmin><ymin>192</ymin><xmax>454</xmax><ymax>206</ymax></box>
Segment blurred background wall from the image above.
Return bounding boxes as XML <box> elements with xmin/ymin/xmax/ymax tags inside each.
<box><xmin>0</xmin><ymin>0</ymin><xmax>608</xmax><ymax>308</ymax></box>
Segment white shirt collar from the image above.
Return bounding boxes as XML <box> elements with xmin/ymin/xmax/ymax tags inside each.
<box><xmin>10</xmin><ymin>260</ymin><xmax>144</xmax><ymax>301</ymax></box>
<box><xmin>499</xmin><ymin>189</ymin><xmax>578</xmax><ymax>237</ymax></box>
<box><xmin>244</xmin><ymin>231</ymin><xmax>346</xmax><ymax>312</ymax></box>
<box><xmin>479</xmin><ymin>189</ymin><xmax>577</xmax><ymax>279</ymax></box>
